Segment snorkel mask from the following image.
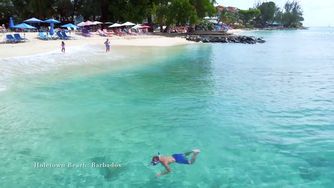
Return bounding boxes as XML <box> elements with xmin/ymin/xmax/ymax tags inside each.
<box><xmin>151</xmin><ymin>152</ymin><xmax>160</xmax><ymax>166</ymax></box>
<box><xmin>151</xmin><ymin>160</ymin><xmax>160</xmax><ymax>166</ymax></box>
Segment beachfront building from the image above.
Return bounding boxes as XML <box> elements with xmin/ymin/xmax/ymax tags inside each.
<box><xmin>216</xmin><ymin>5</ymin><xmax>239</xmax><ymax>14</ymax></box>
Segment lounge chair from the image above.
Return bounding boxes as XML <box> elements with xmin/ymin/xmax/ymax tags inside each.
<box><xmin>14</xmin><ymin>33</ymin><xmax>25</xmax><ymax>42</ymax></box>
<box><xmin>102</xmin><ymin>29</ymin><xmax>114</xmax><ymax>37</ymax></box>
<box><xmin>61</xmin><ymin>31</ymin><xmax>71</xmax><ymax>39</ymax></box>
<box><xmin>6</xmin><ymin>34</ymin><xmax>18</xmax><ymax>43</ymax></box>
<box><xmin>112</xmin><ymin>29</ymin><xmax>122</xmax><ymax>36</ymax></box>
<box><xmin>97</xmin><ymin>29</ymin><xmax>107</xmax><ymax>37</ymax></box>
<box><xmin>56</xmin><ymin>31</ymin><xmax>65</xmax><ymax>40</ymax></box>
<box><xmin>81</xmin><ymin>28</ymin><xmax>91</xmax><ymax>37</ymax></box>
<box><xmin>128</xmin><ymin>29</ymin><xmax>137</xmax><ymax>35</ymax></box>
<box><xmin>48</xmin><ymin>33</ymin><xmax>58</xmax><ymax>40</ymax></box>
<box><xmin>38</xmin><ymin>32</ymin><xmax>48</xmax><ymax>40</ymax></box>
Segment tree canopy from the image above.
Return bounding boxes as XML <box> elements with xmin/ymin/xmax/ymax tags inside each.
<box><xmin>255</xmin><ymin>1</ymin><xmax>277</xmax><ymax>26</ymax></box>
<box><xmin>0</xmin><ymin>0</ymin><xmax>216</xmax><ymax>27</ymax></box>
<box><xmin>220</xmin><ymin>10</ymin><xmax>239</xmax><ymax>26</ymax></box>
<box><xmin>238</xmin><ymin>9</ymin><xmax>261</xmax><ymax>26</ymax></box>
<box><xmin>219</xmin><ymin>0</ymin><xmax>304</xmax><ymax>29</ymax></box>
<box><xmin>280</xmin><ymin>1</ymin><xmax>304</xmax><ymax>28</ymax></box>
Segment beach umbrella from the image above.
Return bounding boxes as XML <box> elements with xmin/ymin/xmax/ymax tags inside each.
<box><xmin>61</xmin><ymin>23</ymin><xmax>77</xmax><ymax>29</ymax></box>
<box><xmin>109</xmin><ymin>23</ymin><xmax>122</xmax><ymax>28</ymax></box>
<box><xmin>93</xmin><ymin>21</ymin><xmax>102</xmax><ymax>25</ymax></box>
<box><xmin>85</xmin><ymin>20</ymin><xmax>95</xmax><ymax>25</ymax></box>
<box><xmin>9</xmin><ymin>17</ymin><xmax>14</xmax><ymax>28</ymax></box>
<box><xmin>49</xmin><ymin>22</ymin><xmax>55</xmax><ymax>35</ymax></box>
<box><xmin>12</xmin><ymin>23</ymin><xmax>36</xmax><ymax>29</ymax></box>
<box><xmin>77</xmin><ymin>20</ymin><xmax>95</xmax><ymax>27</ymax></box>
<box><xmin>24</xmin><ymin>17</ymin><xmax>43</xmax><ymax>23</ymax></box>
<box><xmin>77</xmin><ymin>21</ymin><xmax>86</xmax><ymax>27</ymax></box>
<box><xmin>44</xmin><ymin>18</ymin><xmax>60</xmax><ymax>24</ymax></box>
<box><xmin>44</xmin><ymin>19</ymin><xmax>60</xmax><ymax>36</ymax></box>
<box><xmin>132</xmin><ymin>24</ymin><xmax>150</xmax><ymax>29</ymax></box>
<box><xmin>132</xmin><ymin>24</ymin><xmax>140</xmax><ymax>29</ymax></box>
<box><xmin>122</xmin><ymin>22</ymin><xmax>135</xmax><ymax>26</ymax></box>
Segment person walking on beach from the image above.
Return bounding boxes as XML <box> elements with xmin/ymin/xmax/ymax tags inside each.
<box><xmin>104</xmin><ymin>39</ymin><xmax>110</xmax><ymax>52</ymax></box>
<box><xmin>151</xmin><ymin>149</ymin><xmax>200</xmax><ymax>177</ymax></box>
<box><xmin>61</xmin><ymin>41</ymin><xmax>65</xmax><ymax>53</ymax></box>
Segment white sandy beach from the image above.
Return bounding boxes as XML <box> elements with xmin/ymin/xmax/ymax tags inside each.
<box><xmin>0</xmin><ymin>32</ymin><xmax>194</xmax><ymax>59</ymax></box>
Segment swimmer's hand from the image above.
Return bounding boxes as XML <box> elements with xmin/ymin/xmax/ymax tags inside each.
<box><xmin>156</xmin><ymin>163</ymin><xmax>171</xmax><ymax>177</ymax></box>
<box><xmin>156</xmin><ymin>170</ymin><xmax>170</xmax><ymax>177</ymax></box>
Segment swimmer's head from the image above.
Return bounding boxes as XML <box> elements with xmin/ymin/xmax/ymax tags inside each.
<box><xmin>151</xmin><ymin>156</ymin><xmax>160</xmax><ymax>166</ymax></box>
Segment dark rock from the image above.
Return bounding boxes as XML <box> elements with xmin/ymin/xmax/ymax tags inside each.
<box><xmin>257</xmin><ymin>37</ymin><xmax>266</xmax><ymax>43</ymax></box>
<box><xmin>185</xmin><ymin>34</ymin><xmax>265</xmax><ymax>44</ymax></box>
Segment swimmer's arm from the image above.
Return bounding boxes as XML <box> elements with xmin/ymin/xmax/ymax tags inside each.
<box><xmin>156</xmin><ymin>163</ymin><xmax>171</xmax><ymax>177</ymax></box>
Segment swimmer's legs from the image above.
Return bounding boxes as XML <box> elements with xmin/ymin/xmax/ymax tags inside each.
<box><xmin>184</xmin><ymin>151</ymin><xmax>192</xmax><ymax>156</ymax></box>
<box><xmin>184</xmin><ymin>149</ymin><xmax>200</xmax><ymax>164</ymax></box>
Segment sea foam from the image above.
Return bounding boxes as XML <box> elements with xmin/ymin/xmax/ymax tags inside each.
<box><xmin>0</xmin><ymin>44</ymin><xmax>125</xmax><ymax>92</ymax></box>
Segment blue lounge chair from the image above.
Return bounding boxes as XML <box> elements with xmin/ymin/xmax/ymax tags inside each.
<box><xmin>56</xmin><ymin>31</ymin><xmax>67</xmax><ymax>40</ymax></box>
<box><xmin>61</xmin><ymin>31</ymin><xmax>70</xmax><ymax>39</ymax></box>
<box><xmin>14</xmin><ymin>33</ymin><xmax>25</xmax><ymax>42</ymax></box>
<box><xmin>38</xmin><ymin>32</ymin><xmax>48</xmax><ymax>40</ymax></box>
<box><xmin>81</xmin><ymin>28</ymin><xmax>91</xmax><ymax>37</ymax></box>
<box><xmin>48</xmin><ymin>32</ymin><xmax>58</xmax><ymax>40</ymax></box>
<box><xmin>6</xmin><ymin>34</ymin><xmax>18</xmax><ymax>43</ymax></box>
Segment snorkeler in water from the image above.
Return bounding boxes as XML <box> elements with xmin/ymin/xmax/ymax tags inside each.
<box><xmin>151</xmin><ymin>149</ymin><xmax>200</xmax><ymax>177</ymax></box>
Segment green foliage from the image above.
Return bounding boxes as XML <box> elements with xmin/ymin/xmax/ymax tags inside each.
<box><xmin>152</xmin><ymin>0</ymin><xmax>216</xmax><ymax>31</ymax></box>
<box><xmin>281</xmin><ymin>1</ymin><xmax>304</xmax><ymax>28</ymax></box>
<box><xmin>170</xmin><ymin>0</ymin><xmax>197</xmax><ymax>25</ymax></box>
<box><xmin>152</xmin><ymin>1</ymin><xmax>171</xmax><ymax>28</ymax></box>
<box><xmin>238</xmin><ymin>9</ymin><xmax>261</xmax><ymax>26</ymax></box>
<box><xmin>254</xmin><ymin>0</ymin><xmax>303</xmax><ymax>28</ymax></box>
<box><xmin>220</xmin><ymin>10</ymin><xmax>239</xmax><ymax>25</ymax></box>
<box><xmin>190</xmin><ymin>0</ymin><xmax>216</xmax><ymax>18</ymax></box>
<box><xmin>256</xmin><ymin>1</ymin><xmax>277</xmax><ymax>26</ymax></box>
<box><xmin>0</xmin><ymin>0</ymin><xmax>215</xmax><ymax>29</ymax></box>
<box><xmin>55</xmin><ymin>0</ymin><xmax>73</xmax><ymax>18</ymax></box>
<box><xmin>197</xmin><ymin>20</ymin><xmax>214</xmax><ymax>31</ymax></box>
<box><xmin>219</xmin><ymin>0</ymin><xmax>304</xmax><ymax>29</ymax></box>
<box><xmin>0</xmin><ymin>0</ymin><xmax>15</xmax><ymax>19</ymax></box>
<box><xmin>27</xmin><ymin>0</ymin><xmax>56</xmax><ymax>18</ymax></box>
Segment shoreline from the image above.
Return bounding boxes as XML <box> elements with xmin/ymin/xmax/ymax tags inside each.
<box><xmin>0</xmin><ymin>33</ymin><xmax>194</xmax><ymax>59</ymax></box>
<box><xmin>0</xmin><ymin>29</ymin><xmax>261</xmax><ymax>59</ymax></box>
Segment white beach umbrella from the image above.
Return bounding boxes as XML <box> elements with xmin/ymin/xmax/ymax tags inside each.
<box><xmin>109</xmin><ymin>23</ymin><xmax>122</xmax><ymax>28</ymax></box>
<box><xmin>122</xmin><ymin>22</ymin><xmax>135</xmax><ymax>26</ymax></box>
<box><xmin>77</xmin><ymin>20</ymin><xmax>95</xmax><ymax>27</ymax></box>
<box><xmin>84</xmin><ymin>20</ymin><xmax>95</xmax><ymax>25</ymax></box>
<box><xmin>77</xmin><ymin>21</ymin><xmax>86</xmax><ymax>27</ymax></box>
<box><xmin>93</xmin><ymin>21</ymin><xmax>102</xmax><ymax>25</ymax></box>
<box><xmin>24</xmin><ymin>17</ymin><xmax>43</xmax><ymax>23</ymax></box>
<box><xmin>132</xmin><ymin>24</ymin><xmax>141</xmax><ymax>29</ymax></box>
<box><xmin>132</xmin><ymin>24</ymin><xmax>149</xmax><ymax>29</ymax></box>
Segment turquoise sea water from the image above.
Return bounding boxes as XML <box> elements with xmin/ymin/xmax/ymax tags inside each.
<box><xmin>0</xmin><ymin>28</ymin><xmax>334</xmax><ymax>187</ymax></box>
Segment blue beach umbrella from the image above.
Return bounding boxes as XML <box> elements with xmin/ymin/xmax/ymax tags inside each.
<box><xmin>44</xmin><ymin>19</ymin><xmax>60</xmax><ymax>36</ymax></box>
<box><xmin>61</xmin><ymin>23</ymin><xmax>77</xmax><ymax>29</ymax></box>
<box><xmin>24</xmin><ymin>17</ymin><xmax>43</xmax><ymax>23</ymax></box>
<box><xmin>12</xmin><ymin>23</ymin><xmax>36</xmax><ymax>29</ymax></box>
<box><xmin>9</xmin><ymin>17</ymin><xmax>14</xmax><ymax>28</ymax></box>
<box><xmin>49</xmin><ymin>22</ymin><xmax>55</xmax><ymax>35</ymax></box>
<box><xmin>44</xmin><ymin>18</ymin><xmax>60</xmax><ymax>24</ymax></box>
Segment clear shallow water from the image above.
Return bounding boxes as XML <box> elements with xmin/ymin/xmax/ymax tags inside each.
<box><xmin>0</xmin><ymin>28</ymin><xmax>334</xmax><ymax>187</ymax></box>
